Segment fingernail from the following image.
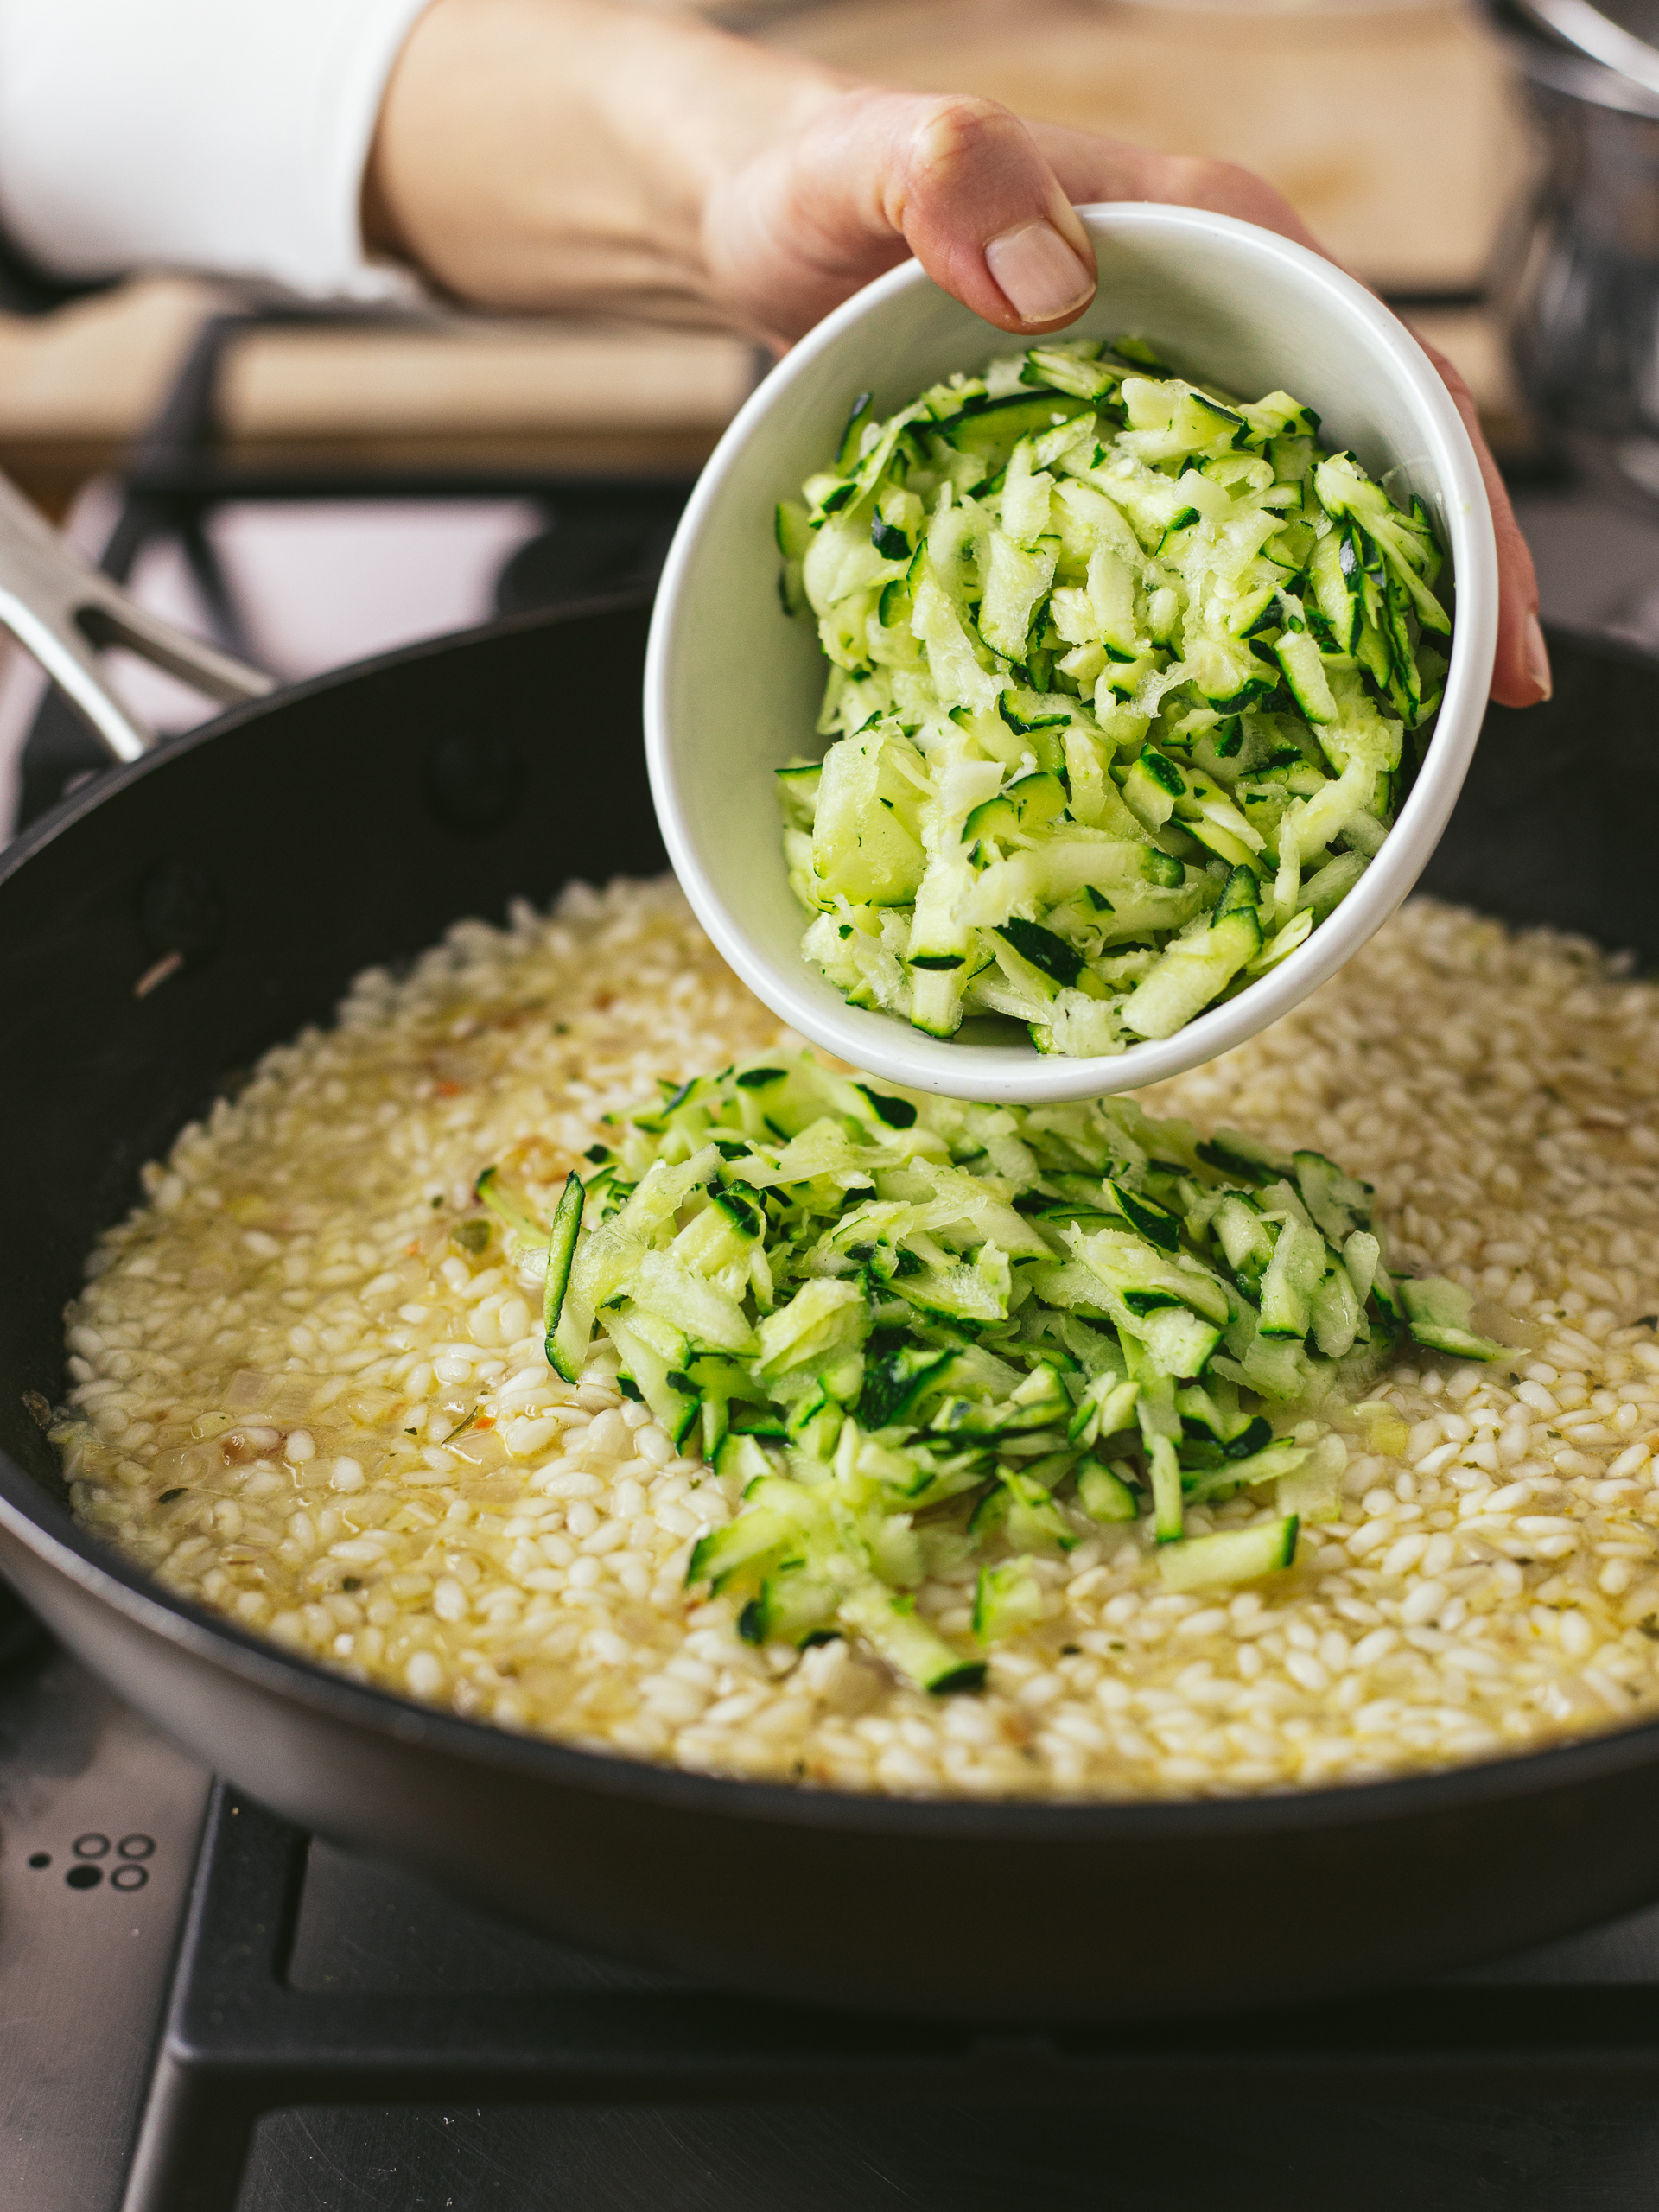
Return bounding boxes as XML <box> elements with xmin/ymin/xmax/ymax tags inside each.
<box><xmin>1525</xmin><ymin>609</ymin><xmax>1553</xmax><ymax>701</ymax></box>
<box><xmin>984</xmin><ymin>219</ymin><xmax>1094</xmax><ymax>326</ymax></box>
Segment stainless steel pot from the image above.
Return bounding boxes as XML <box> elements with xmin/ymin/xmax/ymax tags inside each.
<box><xmin>1491</xmin><ymin>0</ymin><xmax>1659</xmax><ymax>499</ymax></box>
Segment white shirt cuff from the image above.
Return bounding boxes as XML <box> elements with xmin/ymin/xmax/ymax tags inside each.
<box><xmin>0</xmin><ymin>0</ymin><xmax>435</xmax><ymax>300</ymax></box>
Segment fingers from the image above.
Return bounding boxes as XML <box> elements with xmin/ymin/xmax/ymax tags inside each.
<box><xmin>1415</xmin><ymin>337</ymin><xmax>1549</xmax><ymax>707</ymax></box>
<box><xmin>715</xmin><ymin>95</ymin><xmax>1331</xmax><ymax>344</ymax></box>
<box><xmin>1028</xmin><ymin>127</ymin><xmax>1325</xmax><ymax>256</ymax></box>
<box><xmin>879</xmin><ymin>95</ymin><xmax>1096</xmax><ymax>332</ymax></box>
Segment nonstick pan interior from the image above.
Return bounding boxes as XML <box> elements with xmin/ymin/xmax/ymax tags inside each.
<box><xmin>1419</xmin><ymin>621</ymin><xmax>1659</xmax><ymax>957</ymax></box>
<box><xmin>6</xmin><ymin>602</ymin><xmax>1659</xmax><ymax>2021</ymax></box>
<box><xmin>0</xmin><ymin>597</ymin><xmax>664</xmax><ymax>1502</ymax></box>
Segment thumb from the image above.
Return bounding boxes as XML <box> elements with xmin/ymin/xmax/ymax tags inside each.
<box><xmin>881</xmin><ymin>94</ymin><xmax>1098</xmax><ymax>333</ymax></box>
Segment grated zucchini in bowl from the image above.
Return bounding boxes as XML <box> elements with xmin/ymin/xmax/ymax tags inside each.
<box><xmin>504</xmin><ymin>1051</ymin><xmax>1497</xmax><ymax>1692</ymax></box>
<box><xmin>775</xmin><ymin>337</ymin><xmax>1452</xmax><ymax>1058</ymax></box>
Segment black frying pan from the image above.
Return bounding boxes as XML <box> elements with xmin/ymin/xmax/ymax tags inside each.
<box><xmin>2</xmin><ymin>478</ymin><xmax>1658</xmax><ymax>2024</ymax></box>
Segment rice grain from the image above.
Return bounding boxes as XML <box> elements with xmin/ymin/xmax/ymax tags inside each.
<box><xmin>54</xmin><ymin>881</ymin><xmax>1659</xmax><ymax>1799</ymax></box>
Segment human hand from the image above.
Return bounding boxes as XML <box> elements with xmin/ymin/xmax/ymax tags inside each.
<box><xmin>368</xmin><ymin>2</ymin><xmax>1546</xmax><ymax>706</ymax></box>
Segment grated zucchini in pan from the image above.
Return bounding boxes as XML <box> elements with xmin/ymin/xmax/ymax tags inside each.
<box><xmin>776</xmin><ymin>337</ymin><xmax>1451</xmax><ymax>1055</ymax></box>
<box><xmin>496</xmin><ymin>1052</ymin><xmax>1496</xmax><ymax>1690</ymax></box>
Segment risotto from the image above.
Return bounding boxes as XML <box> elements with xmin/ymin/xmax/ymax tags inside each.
<box><xmin>54</xmin><ymin>881</ymin><xmax>1659</xmax><ymax>1798</ymax></box>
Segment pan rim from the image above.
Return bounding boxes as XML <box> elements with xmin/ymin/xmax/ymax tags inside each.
<box><xmin>7</xmin><ymin>600</ymin><xmax>1659</xmax><ymax>1846</ymax></box>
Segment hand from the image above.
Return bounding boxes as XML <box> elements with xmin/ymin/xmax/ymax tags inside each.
<box><xmin>368</xmin><ymin>0</ymin><xmax>1547</xmax><ymax>707</ymax></box>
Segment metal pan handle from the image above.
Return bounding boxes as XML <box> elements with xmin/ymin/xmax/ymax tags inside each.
<box><xmin>0</xmin><ymin>470</ymin><xmax>274</xmax><ymax>763</ymax></box>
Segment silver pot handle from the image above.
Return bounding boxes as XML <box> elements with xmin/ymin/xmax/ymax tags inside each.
<box><xmin>0</xmin><ymin>471</ymin><xmax>275</xmax><ymax>763</ymax></box>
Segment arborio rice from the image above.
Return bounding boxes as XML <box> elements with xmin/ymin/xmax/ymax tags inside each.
<box><xmin>54</xmin><ymin>880</ymin><xmax>1659</xmax><ymax>1799</ymax></box>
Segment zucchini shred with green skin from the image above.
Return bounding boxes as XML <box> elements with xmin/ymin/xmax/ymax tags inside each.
<box><xmin>480</xmin><ymin>1052</ymin><xmax>1500</xmax><ymax>1694</ymax></box>
<box><xmin>774</xmin><ymin>338</ymin><xmax>1452</xmax><ymax>1057</ymax></box>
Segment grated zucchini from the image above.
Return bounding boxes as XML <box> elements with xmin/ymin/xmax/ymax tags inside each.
<box><xmin>775</xmin><ymin>337</ymin><xmax>1452</xmax><ymax>1055</ymax></box>
<box><xmin>486</xmin><ymin>1055</ymin><xmax>1502</xmax><ymax>1691</ymax></box>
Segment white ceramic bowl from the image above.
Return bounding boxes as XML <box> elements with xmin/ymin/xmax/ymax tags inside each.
<box><xmin>645</xmin><ymin>202</ymin><xmax>1498</xmax><ymax>1103</ymax></box>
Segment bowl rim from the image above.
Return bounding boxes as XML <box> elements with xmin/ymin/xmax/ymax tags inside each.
<box><xmin>645</xmin><ymin>200</ymin><xmax>1499</xmax><ymax>1106</ymax></box>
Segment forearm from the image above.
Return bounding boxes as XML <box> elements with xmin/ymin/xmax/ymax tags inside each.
<box><xmin>364</xmin><ymin>0</ymin><xmax>849</xmax><ymax>325</ymax></box>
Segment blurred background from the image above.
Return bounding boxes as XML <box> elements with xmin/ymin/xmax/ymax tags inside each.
<box><xmin>0</xmin><ymin>0</ymin><xmax>1532</xmax><ymax>507</ymax></box>
<box><xmin>3</xmin><ymin>0</ymin><xmax>1656</xmax><ymax>827</ymax></box>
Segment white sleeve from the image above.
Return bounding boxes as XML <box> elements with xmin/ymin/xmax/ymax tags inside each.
<box><xmin>0</xmin><ymin>0</ymin><xmax>435</xmax><ymax>300</ymax></box>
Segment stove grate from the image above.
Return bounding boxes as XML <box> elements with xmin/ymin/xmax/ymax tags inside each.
<box><xmin>122</xmin><ymin>1783</ymin><xmax>1659</xmax><ymax>2212</ymax></box>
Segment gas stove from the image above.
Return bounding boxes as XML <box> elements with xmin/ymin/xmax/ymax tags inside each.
<box><xmin>10</xmin><ymin>311</ymin><xmax>1659</xmax><ymax>2212</ymax></box>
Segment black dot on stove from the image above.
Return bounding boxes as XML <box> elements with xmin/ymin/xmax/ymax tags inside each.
<box><xmin>65</xmin><ymin>1864</ymin><xmax>101</xmax><ymax>1891</ymax></box>
<box><xmin>27</xmin><ymin>1852</ymin><xmax>48</xmax><ymax>1869</ymax></box>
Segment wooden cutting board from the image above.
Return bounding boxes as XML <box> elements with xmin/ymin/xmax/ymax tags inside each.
<box><xmin>760</xmin><ymin>0</ymin><xmax>1529</xmax><ymax>294</ymax></box>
